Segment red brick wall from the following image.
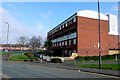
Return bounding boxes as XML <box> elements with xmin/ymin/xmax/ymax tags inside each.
<box><xmin>77</xmin><ymin>16</ymin><xmax>109</xmax><ymax>56</ymax></box>
<box><xmin>109</xmin><ymin>35</ymin><xmax>119</xmax><ymax>49</ymax></box>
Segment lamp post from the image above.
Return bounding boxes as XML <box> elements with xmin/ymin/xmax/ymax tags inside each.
<box><xmin>5</xmin><ymin>22</ymin><xmax>9</xmax><ymax>50</ymax></box>
<box><xmin>98</xmin><ymin>0</ymin><xmax>101</xmax><ymax>69</ymax></box>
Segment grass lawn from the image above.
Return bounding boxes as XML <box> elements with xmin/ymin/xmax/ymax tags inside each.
<box><xmin>8</xmin><ymin>54</ymin><xmax>29</xmax><ymax>61</ymax></box>
<box><xmin>8</xmin><ymin>52</ymin><xmax>38</xmax><ymax>61</ymax></box>
<box><xmin>75</xmin><ymin>63</ymin><xmax>120</xmax><ymax>71</ymax></box>
<box><xmin>0</xmin><ymin>51</ymin><xmax>2</xmax><ymax>55</ymax></box>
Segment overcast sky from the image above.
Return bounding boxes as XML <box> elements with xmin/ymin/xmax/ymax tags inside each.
<box><xmin>1</xmin><ymin>1</ymin><xmax>119</xmax><ymax>44</ymax></box>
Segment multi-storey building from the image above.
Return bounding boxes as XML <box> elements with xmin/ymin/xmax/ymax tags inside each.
<box><xmin>47</xmin><ymin>10</ymin><xmax>119</xmax><ymax>56</ymax></box>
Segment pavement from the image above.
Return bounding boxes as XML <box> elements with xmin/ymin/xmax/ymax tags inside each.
<box><xmin>27</xmin><ymin>61</ymin><xmax>120</xmax><ymax>77</ymax></box>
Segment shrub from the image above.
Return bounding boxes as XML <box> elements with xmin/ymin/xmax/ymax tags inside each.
<box><xmin>74</xmin><ymin>54</ymin><xmax>120</xmax><ymax>61</ymax></box>
<box><xmin>51</xmin><ymin>58</ymin><xmax>62</xmax><ymax>63</ymax></box>
<box><xmin>91</xmin><ymin>56</ymin><xmax>99</xmax><ymax>60</ymax></box>
<box><xmin>102</xmin><ymin>55</ymin><xmax>113</xmax><ymax>60</ymax></box>
<box><xmin>75</xmin><ymin>56</ymin><xmax>83</xmax><ymax>61</ymax></box>
<box><xmin>24</xmin><ymin>52</ymin><xmax>34</xmax><ymax>57</ymax></box>
<box><xmin>43</xmin><ymin>50</ymin><xmax>51</xmax><ymax>56</ymax></box>
<box><xmin>24</xmin><ymin>60</ymin><xmax>28</xmax><ymax>62</ymax></box>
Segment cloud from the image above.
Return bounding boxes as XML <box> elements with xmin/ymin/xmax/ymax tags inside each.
<box><xmin>1</xmin><ymin>7</ymin><xmax>47</xmax><ymax>44</ymax></box>
<box><xmin>4</xmin><ymin>3</ymin><xmax>24</xmax><ymax>18</ymax></box>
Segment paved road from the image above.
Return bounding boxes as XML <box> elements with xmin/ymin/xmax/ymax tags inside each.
<box><xmin>2</xmin><ymin>61</ymin><xmax>119</xmax><ymax>79</ymax></box>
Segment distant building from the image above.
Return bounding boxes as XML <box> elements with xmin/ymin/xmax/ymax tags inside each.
<box><xmin>0</xmin><ymin>44</ymin><xmax>30</xmax><ymax>51</ymax></box>
<box><xmin>47</xmin><ymin>10</ymin><xmax>119</xmax><ymax>56</ymax></box>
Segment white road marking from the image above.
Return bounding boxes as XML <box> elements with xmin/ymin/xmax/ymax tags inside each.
<box><xmin>7</xmin><ymin>66</ymin><xmax>14</xmax><ymax>68</ymax></box>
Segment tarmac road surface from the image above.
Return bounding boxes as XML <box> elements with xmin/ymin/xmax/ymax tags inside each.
<box><xmin>2</xmin><ymin>61</ymin><xmax>119</xmax><ymax>79</ymax></box>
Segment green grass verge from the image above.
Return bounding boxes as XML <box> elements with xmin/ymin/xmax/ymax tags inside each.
<box><xmin>8</xmin><ymin>54</ymin><xmax>29</xmax><ymax>61</ymax></box>
<box><xmin>75</xmin><ymin>63</ymin><xmax>120</xmax><ymax>70</ymax></box>
<box><xmin>0</xmin><ymin>51</ymin><xmax>2</xmax><ymax>55</ymax></box>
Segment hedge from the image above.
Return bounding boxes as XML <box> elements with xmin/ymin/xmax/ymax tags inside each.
<box><xmin>51</xmin><ymin>58</ymin><xmax>62</xmax><ymax>63</ymax></box>
<box><xmin>75</xmin><ymin>54</ymin><xmax>120</xmax><ymax>61</ymax></box>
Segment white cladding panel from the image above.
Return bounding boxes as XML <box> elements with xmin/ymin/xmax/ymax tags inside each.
<box><xmin>108</xmin><ymin>14</ymin><xmax>118</xmax><ymax>35</ymax></box>
<box><xmin>77</xmin><ymin>10</ymin><xmax>108</xmax><ymax>20</ymax></box>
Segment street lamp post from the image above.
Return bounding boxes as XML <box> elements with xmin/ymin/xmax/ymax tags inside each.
<box><xmin>5</xmin><ymin>22</ymin><xmax>9</xmax><ymax>50</ymax></box>
<box><xmin>98</xmin><ymin>0</ymin><xmax>101</xmax><ymax>69</ymax></box>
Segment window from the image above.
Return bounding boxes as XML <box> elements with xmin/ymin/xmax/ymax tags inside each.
<box><xmin>62</xmin><ymin>42</ymin><xmax>64</xmax><ymax>46</ymax></box>
<box><xmin>55</xmin><ymin>29</ymin><xmax>57</xmax><ymax>32</ymax></box>
<box><xmin>52</xmin><ymin>44</ymin><xmax>54</xmax><ymax>47</ymax></box>
<box><xmin>65</xmin><ymin>23</ymin><xmax>67</xmax><ymax>27</ymax></box>
<box><xmin>56</xmin><ymin>43</ymin><xmax>57</xmax><ymax>46</ymax></box>
<box><xmin>65</xmin><ymin>41</ymin><xmax>67</xmax><ymax>46</ymax></box>
<box><xmin>56</xmin><ymin>28</ymin><xmax>58</xmax><ymax>32</ymax></box>
<box><xmin>59</xmin><ymin>42</ymin><xmax>61</xmax><ymax>46</ymax></box>
<box><xmin>73</xmin><ymin>39</ymin><xmax>76</xmax><ymax>44</ymax></box>
<box><xmin>73</xmin><ymin>50</ymin><xmax>76</xmax><ymax>53</ymax></box>
<box><xmin>65</xmin><ymin>50</ymin><xmax>68</xmax><ymax>54</ymax></box>
<box><xmin>63</xmin><ymin>25</ymin><xmax>64</xmax><ymax>28</ymax></box>
<box><xmin>60</xmin><ymin>27</ymin><xmax>61</xmax><ymax>30</ymax></box>
<box><xmin>73</xmin><ymin>17</ymin><xmax>76</xmax><ymax>22</ymax></box>
<box><xmin>68</xmin><ymin>32</ymin><xmax>77</xmax><ymax>39</ymax></box>
<box><xmin>68</xmin><ymin>20</ymin><xmax>72</xmax><ymax>25</ymax></box>
<box><xmin>69</xmin><ymin>40</ymin><xmax>71</xmax><ymax>45</ymax></box>
<box><xmin>69</xmin><ymin>50</ymin><xmax>72</xmax><ymax>56</ymax></box>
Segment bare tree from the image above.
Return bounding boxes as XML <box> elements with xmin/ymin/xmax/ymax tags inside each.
<box><xmin>29</xmin><ymin>35</ymin><xmax>42</xmax><ymax>50</ymax></box>
<box><xmin>37</xmin><ymin>35</ymin><xmax>42</xmax><ymax>48</ymax></box>
<box><xmin>17</xmin><ymin>36</ymin><xmax>29</xmax><ymax>50</ymax></box>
